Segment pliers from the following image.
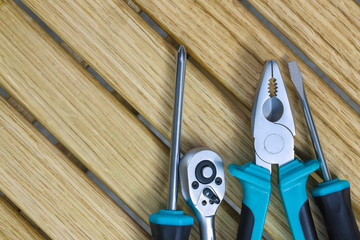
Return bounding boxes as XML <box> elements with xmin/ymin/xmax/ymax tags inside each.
<box><xmin>228</xmin><ymin>60</ymin><xmax>320</xmax><ymax>240</ymax></box>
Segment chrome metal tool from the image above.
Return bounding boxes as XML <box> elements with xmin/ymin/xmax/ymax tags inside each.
<box><xmin>180</xmin><ymin>148</ymin><xmax>225</xmax><ymax>240</ymax></box>
<box><xmin>289</xmin><ymin>60</ymin><xmax>360</xmax><ymax>240</ymax></box>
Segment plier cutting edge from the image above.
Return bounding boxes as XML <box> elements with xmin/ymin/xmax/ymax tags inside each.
<box><xmin>229</xmin><ymin>60</ymin><xmax>319</xmax><ymax>240</ymax></box>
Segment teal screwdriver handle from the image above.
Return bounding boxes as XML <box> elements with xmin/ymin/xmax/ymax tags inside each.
<box><xmin>149</xmin><ymin>210</ymin><xmax>193</xmax><ymax>240</ymax></box>
<box><xmin>278</xmin><ymin>159</ymin><xmax>319</xmax><ymax>240</ymax></box>
<box><xmin>228</xmin><ymin>162</ymin><xmax>272</xmax><ymax>240</ymax></box>
<box><xmin>312</xmin><ymin>179</ymin><xmax>360</xmax><ymax>240</ymax></box>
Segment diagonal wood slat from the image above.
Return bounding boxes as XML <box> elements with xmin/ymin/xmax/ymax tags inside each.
<box><xmin>0</xmin><ymin>97</ymin><xmax>149</xmax><ymax>239</ymax></box>
<box><xmin>17</xmin><ymin>0</ymin><xmax>296</xmax><ymax>238</ymax></box>
<box><xmin>136</xmin><ymin>0</ymin><xmax>360</xmax><ymax>231</ymax></box>
<box><xmin>19</xmin><ymin>0</ymin><xmax>360</xmax><ymax>238</ymax></box>
<box><xmin>7</xmin><ymin>96</ymin><xmax>88</xmax><ymax>172</ymax></box>
<box><xmin>128</xmin><ymin>0</ymin><xmax>360</xmax><ymax>233</ymax></box>
<box><xmin>246</xmin><ymin>0</ymin><xmax>360</xmax><ymax>107</ymax></box>
<box><xmin>0</xmin><ymin>197</ymin><xmax>45</xmax><ymax>240</ymax></box>
<box><xmin>0</xmin><ymin>1</ymin><xmax>238</xmax><ymax>239</ymax></box>
<box><xmin>126</xmin><ymin>0</ymin><xmax>360</xmax><ymax>187</ymax></box>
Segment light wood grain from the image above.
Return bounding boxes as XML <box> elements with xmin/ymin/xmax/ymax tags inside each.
<box><xmin>8</xmin><ymin>94</ymin><xmax>88</xmax><ymax>173</ymax></box>
<box><xmin>0</xmin><ymin>197</ymin><xmax>45</xmax><ymax>240</ymax></box>
<box><xmin>131</xmin><ymin>0</ymin><xmax>360</xmax><ymax>235</ymax></box>
<box><xmin>19</xmin><ymin>0</ymin><xmax>360</xmax><ymax>238</ymax></box>
<box><xmin>0</xmin><ymin>1</ymin><xmax>238</xmax><ymax>239</ymax></box>
<box><xmin>15</xmin><ymin>0</ymin><xmax>290</xmax><ymax>237</ymax></box>
<box><xmin>127</xmin><ymin>0</ymin><xmax>360</xmax><ymax>178</ymax></box>
<box><xmin>131</xmin><ymin>0</ymin><xmax>360</xmax><ymax>234</ymax></box>
<box><xmin>0</xmin><ymin>97</ymin><xmax>149</xmax><ymax>239</ymax></box>
<box><xmin>247</xmin><ymin>0</ymin><xmax>360</xmax><ymax>107</ymax></box>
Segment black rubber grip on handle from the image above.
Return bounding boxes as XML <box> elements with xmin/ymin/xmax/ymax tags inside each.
<box><xmin>150</xmin><ymin>223</ymin><xmax>192</xmax><ymax>240</ymax></box>
<box><xmin>314</xmin><ymin>187</ymin><xmax>360</xmax><ymax>240</ymax></box>
<box><xmin>299</xmin><ymin>200</ymin><xmax>318</xmax><ymax>240</ymax></box>
<box><xmin>236</xmin><ymin>204</ymin><xmax>255</xmax><ymax>240</ymax></box>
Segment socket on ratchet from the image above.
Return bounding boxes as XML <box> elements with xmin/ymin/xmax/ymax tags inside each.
<box><xmin>180</xmin><ymin>148</ymin><xmax>225</xmax><ymax>240</ymax></box>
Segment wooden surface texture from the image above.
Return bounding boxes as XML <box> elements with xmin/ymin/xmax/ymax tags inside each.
<box><xmin>0</xmin><ymin>197</ymin><xmax>45</xmax><ymax>240</ymax></box>
<box><xmin>0</xmin><ymin>1</ymin><xmax>238</xmax><ymax>239</ymax></box>
<box><xmin>247</xmin><ymin>0</ymin><xmax>360</xmax><ymax>106</ymax></box>
<box><xmin>19</xmin><ymin>0</ymin><xmax>305</xmax><ymax>238</ymax></box>
<box><xmin>0</xmin><ymin>96</ymin><xmax>149</xmax><ymax>239</ymax></box>
<box><xmin>0</xmin><ymin>0</ymin><xmax>359</xmax><ymax>239</ymax></box>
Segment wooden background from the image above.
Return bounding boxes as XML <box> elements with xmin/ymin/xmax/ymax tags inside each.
<box><xmin>0</xmin><ymin>0</ymin><xmax>359</xmax><ymax>239</ymax></box>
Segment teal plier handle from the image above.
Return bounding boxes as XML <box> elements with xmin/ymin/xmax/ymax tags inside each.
<box><xmin>229</xmin><ymin>158</ymin><xmax>319</xmax><ymax>240</ymax></box>
<box><xmin>228</xmin><ymin>162</ymin><xmax>271</xmax><ymax>240</ymax></box>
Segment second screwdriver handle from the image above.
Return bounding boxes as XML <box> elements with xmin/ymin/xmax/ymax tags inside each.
<box><xmin>312</xmin><ymin>179</ymin><xmax>360</xmax><ymax>240</ymax></box>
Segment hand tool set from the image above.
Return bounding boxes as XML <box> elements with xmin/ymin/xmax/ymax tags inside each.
<box><xmin>149</xmin><ymin>47</ymin><xmax>359</xmax><ymax>239</ymax></box>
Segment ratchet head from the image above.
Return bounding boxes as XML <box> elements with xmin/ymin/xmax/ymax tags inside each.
<box><xmin>179</xmin><ymin>148</ymin><xmax>225</xmax><ymax>218</ymax></box>
<box><xmin>252</xmin><ymin>60</ymin><xmax>296</xmax><ymax>172</ymax></box>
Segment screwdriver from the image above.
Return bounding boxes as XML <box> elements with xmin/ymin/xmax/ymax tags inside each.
<box><xmin>288</xmin><ymin>60</ymin><xmax>360</xmax><ymax>240</ymax></box>
<box><xmin>149</xmin><ymin>46</ymin><xmax>193</xmax><ymax>240</ymax></box>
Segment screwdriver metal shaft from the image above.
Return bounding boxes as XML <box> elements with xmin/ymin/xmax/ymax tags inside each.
<box><xmin>168</xmin><ymin>45</ymin><xmax>187</xmax><ymax>210</ymax></box>
<box><xmin>288</xmin><ymin>60</ymin><xmax>331</xmax><ymax>182</ymax></box>
<box><xmin>149</xmin><ymin>46</ymin><xmax>193</xmax><ymax>239</ymax></box>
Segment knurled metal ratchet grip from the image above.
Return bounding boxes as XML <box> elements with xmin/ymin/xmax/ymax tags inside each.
<box><xmin>229</xmin><ymin>60</ymin><xmax>319</xmax><ymax>240</ymax></box>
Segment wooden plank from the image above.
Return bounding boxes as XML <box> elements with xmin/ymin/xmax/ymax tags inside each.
<box><xmin>132</xmin><ymin>0</ymin><xmax>360</xmax><ymax>234</ymax></box>
<box><xmin>125</xmin><ymin>0</ymin><xmax>360</xmax><ymax>181</ymax></box>
<box><xmin>19</xmin><ymin>0</ymin><xmax>360</xmax><ymax>238</ymax></box>
<box><xmin>15</xmin><ymin>0</ymin><xmax>288</xmax><ymax>237</ymax></box>
<box><xmin>0</xmin><ymin>1</ymin><xmax>238</xmax><ymax>239</ymax></box>
<box><xmin>0</xmin><ymin>197</ymin><xmax>45</xmax><ymax>240</ymax></box>
<box><xmin>128</xmin><ymin>0</ymin><xmax>360</xmax><ymax>235</ymax></box>
<box><xmin>0</xmin><ymin>97</ymin><xmax>149</xmax><ymax>239</ymax></box>
<box><xmin>6</xmin><ymin>96</ymin><xmax>87</xmax><ymax>172</ymax></box>
<box><xmin>17</xmin><ymin>0</ymin><xmax>360</xmax><ymax>238</ymax></box>
<box><xmin>246</xmin><ymin>0</ymin><xmax>360</xmax><ymax>106</ymax></box>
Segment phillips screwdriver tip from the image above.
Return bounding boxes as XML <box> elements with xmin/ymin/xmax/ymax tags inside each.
<box><xmin>177</xmin><ymin>45</ymin><xmax>186</xmax><ymax>62</ymax></box>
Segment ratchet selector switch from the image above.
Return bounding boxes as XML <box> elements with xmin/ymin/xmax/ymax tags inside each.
<box><xmin>203</xmin><ymin>188</ymin><xmax>220</xmax><ymax>204</ymax></box>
